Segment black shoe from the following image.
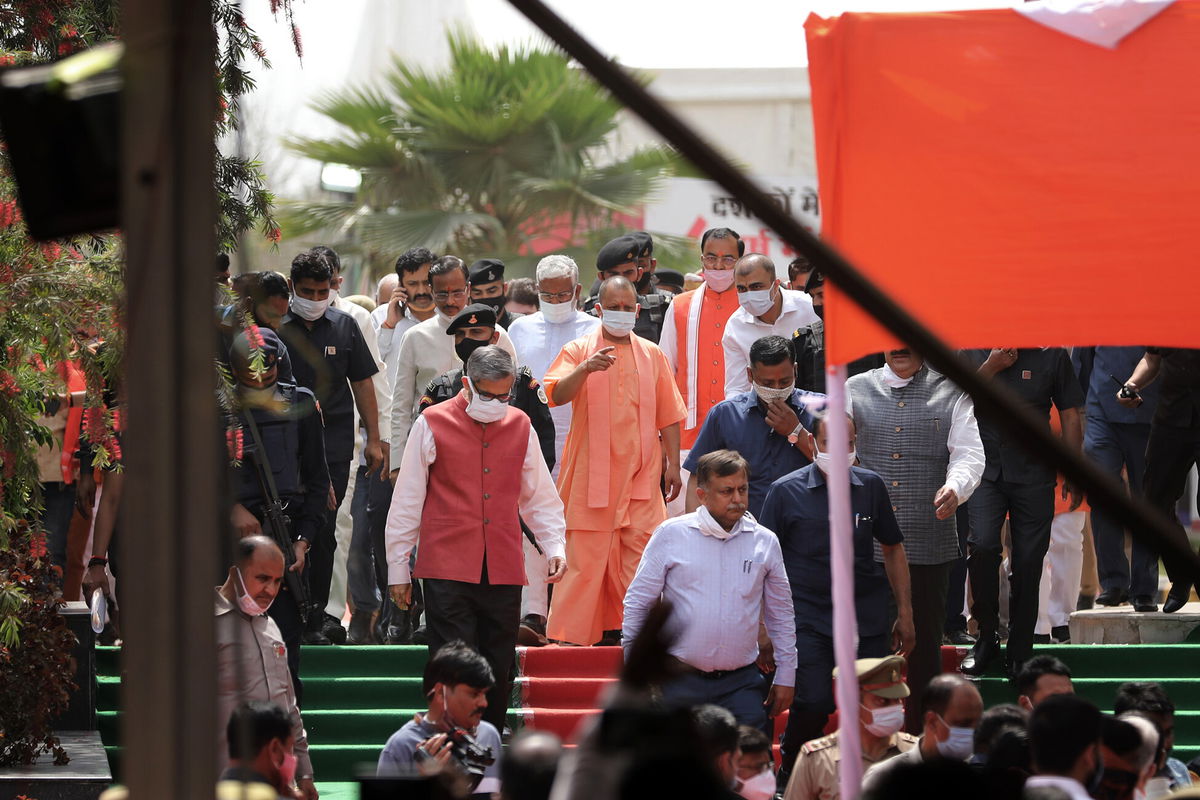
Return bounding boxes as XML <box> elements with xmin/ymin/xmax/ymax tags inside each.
<box><xmin>348</xmin><ymin>610</ymin><xmax>375</xmax><ymax>644</ymax></box>
<box><xmin>1096</xmin><ymin>588</ymin><xmax>1129</xmax><ymax>607</ymax></box>
<box><xmin>944</xmin><ymin>629</ymin><xmax>976</xmax><ymax>646</ymax></box>
<box><xmin>385</xmin><ymin>613</ymin><xmax>413</xmax><ymax>645</ymax></box>
<box><xmin>322</xmin><ymin>614</ymin><xmax>347</xmax><ymax>645</ymax></box>
<box><xmin>1051</xmin><ymin>625</ymin><xmax>1070</xmax><ymax>643</ymax></box>
<box><xmin>960</xmin><ymin>633</ymin><xmax>1001</xmax><ymax>677</ymax></box>
<box><xmin>411</xmin><ymin>625</ymin><xmax>428</xmax><ymax>645</ymax></box>
<box><xmin>1132</xmin><ymin>595</ymin><xmax>1158</xmax><ymax>613</ymax></box>
<box><xmin>518</xmin><ymin>614</ymin><xmax>549</xmax><ymax>647</ymax></box>
<box><xmin>1032</xmin><ymin>634</ymin><xmax>1052</xmax><ymax>644</ymax></box>
<box><xmin>1076</xmin><ymin>592</ymin><xmax>1095</xmax><ymax>611</ymax></box>
<box><xmin>1163</xmin><ymin>584</ymin><xmax>1190</xmax><ymax>613</ymax></box>
<box><xmin>595</xmin><ymin>629</ymin><xmax>622</xmax><ymax>646</ymax></box>
<box><xmin>301</xmin><ymin>627</ymin><xmax>332</xmax><ymax>645</ymax></box>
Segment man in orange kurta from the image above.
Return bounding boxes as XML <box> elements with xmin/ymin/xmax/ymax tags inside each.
<box><xmin>544</xmin><ymin>276</ymin><xmax>686</xmax><ymax>646</ymax></box>
<box><xmin>658</xmin><ymin>227</ymin><xmax>744</xmax><ymax>515</ymax></box>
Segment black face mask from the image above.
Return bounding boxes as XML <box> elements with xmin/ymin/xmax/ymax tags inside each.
<box><xmin>455</xmin><ymin>336</ymin><xmax>491</xmax><ymax>364</ymax></box>
<box><xmin>813</xmin><ymin>302</ymin><xmax>825</xmax><ymax>321</ymax></box>
<box><xmin>474</xmin><ymin>294</ymin><xmax>506</xmax><ymax>314</ymax></box>
<box><xmin>1094</xmin><ymin>767</ymin><xmax>1139</xmax><ymax>800</ymax></box>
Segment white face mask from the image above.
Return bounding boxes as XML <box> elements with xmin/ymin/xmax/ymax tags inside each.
<box><xmin>234</xmin><ymin>567</ymin><xmax>274</xmax><ymax>616</ymax></box>
<box><xmin>703</xmin><ymin>269</ymin><xmax>735</xmax><ymax>292</ymax></box>
<box><xmin>813</xmin><ymin>444</ymin><xmax>857</xmax><ymax>474</ymax></box>
<box><xmin>737</xmin><ymin>770</ymin><xmax>777</xmax><ymax>800</ymax></box>
<box><xmin>738</xmin><ymin>285</ymin><xmax>776</xmax><ymax>317</ymax></box>
<box><xmin>539</xmin><ymin>296</ymin><xmax>576</xmax><ymax>323</ymax></box>
<box><xmin>599</xmin><ymin>308</ymin><xmax>637</xmax><ymax>337</ymax></box>
<box><xmin>862</xmin><ymin>703</ymin><xmax>905</xmax><ymax>738</ymax></box>
<box><xmin>290</xmin><ymin>294</ymin><xmax>330</xmax><ymax>321</ymax></box>
<box><xmin>753</xmin><ymin>382</ymin><xmax>793</xmax><ymax>404</ymax></box>
<box><xmin>329</xmin><ymin>289</ymin><xmax>341</xmax><ymax>304</ymax></box>
<box><xmin>465</xmin><ymin>377</ymin><xmax>510</xmax><ymax>424</ymax></box>
<box><xmin>935</xmin><ymin>718</ymin><xmax>975</xmax><ymax>761</ymax></box>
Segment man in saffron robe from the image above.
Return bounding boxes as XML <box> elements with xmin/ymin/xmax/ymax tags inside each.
<box><xmin>544</xmin><ymin>276</ymin><xmax>686</xmax><ymax>646</ymax></box>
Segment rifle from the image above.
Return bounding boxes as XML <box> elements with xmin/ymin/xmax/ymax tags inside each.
<box><xmin>241</xmin><ymin>406</ymin><xmax>312</xmax><ymax>625</ymax></box>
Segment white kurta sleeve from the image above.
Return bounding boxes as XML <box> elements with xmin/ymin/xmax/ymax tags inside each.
<box><xmin>518</xmin><ymin>427</ymin><xmax>566</xmax><ymax>562</ymax></box>
<box><xmin>384</xmin><ymin>416</ymin><xmax>435</xmax><ymax>585</ymax></box>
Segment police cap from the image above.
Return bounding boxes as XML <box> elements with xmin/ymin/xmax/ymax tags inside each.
<box><xmin>804</xmin><ymin>269</ymin><xmax>825</xmax><ymax>293</ymax></box>
<box><xmin>833</xmin><ymin>655</ymin><xmax>910</xmax><ymax>699</ymax></box>
<box><xmin>229</xmin><ymin>325</ymin><xmax>282</xmax><ymax>372</ymax></box>
<box><xmin>468</xmin><ymin>258</ymin><xmax>505</xmax><ymax>286</ymax></box>
<box><xmin>655</xmin><ymin>269</ymin><xmax>685</xmax><ymax>293</ymax></box>
<box><xmin>596</xmin><ymin>235</ymin><xmax>641</xmax><ymax>273</ymax></box>
<box><xmin>629</xmin><ymin>230</ymin><xmax>653</xmax><ymax>259</ymax></box>
<box><xmin>446</xmin><ymin>303</ymin><xmax>497</xmax><ymax>335</ymax></box>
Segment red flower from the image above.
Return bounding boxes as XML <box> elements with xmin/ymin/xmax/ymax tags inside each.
<box><xmin>0</xmin><ymin>371</ymin><xmax>16</xmax><ymax>396</ymax></box>
<box><xmin>110</xmin><ymin>408</ymin><xmax>123</xmax><ymax>432</ymax></box>
<box><xmin>245</xmin><ymin>324</ymin><xmax>265</xmax><ymax>350</ymax></box>
<box><xmin>29</xmin><ymin>532</ymin><xmax>47</xmax><ymax>560</ymax></box>
<box><xmin>266</xmin><ymin>226</ymin><xmax>282</xmax><ymax>243</ymax></box>
<box><xmin>40</xmin><ymin>242</ymin><xmax>62</xmax><ymax>261</ymax></box>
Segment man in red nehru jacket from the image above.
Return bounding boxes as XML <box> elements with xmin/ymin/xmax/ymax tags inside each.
<box><xmin>385</xmin><ymin>345</ymin><xmax>567</xmax><ymax>730</ymax></box>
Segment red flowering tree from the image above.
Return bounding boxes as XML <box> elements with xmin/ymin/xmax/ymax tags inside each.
<box><xmin>0</xmin><ymin>0</ymin><xmax>302</xmax><ymax>766</ymax></box>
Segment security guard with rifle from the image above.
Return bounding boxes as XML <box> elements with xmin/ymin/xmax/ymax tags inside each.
<box><xmin>228</xmin><ymin>326</ymin><xmax>330</xmax><ymax>696</ymax></box>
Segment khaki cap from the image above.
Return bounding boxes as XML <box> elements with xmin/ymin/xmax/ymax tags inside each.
<box><xmin>833</xmin><ymin>655</ymin><xmax>910</xmax><ymax>699</ymax></box>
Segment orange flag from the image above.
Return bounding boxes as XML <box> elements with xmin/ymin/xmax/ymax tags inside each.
<box><xmin>805</xmin><ymin>4</ymin><xmax>1200</xmax><ymax>365</ymax></box>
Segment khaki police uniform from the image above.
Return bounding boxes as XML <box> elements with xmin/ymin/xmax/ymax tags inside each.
<box><xmin>783</xmin><ymin>655</ymin><xmax>917</xmax><ymax>800</ymax></box>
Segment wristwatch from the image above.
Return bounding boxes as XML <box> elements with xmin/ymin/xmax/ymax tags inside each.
<box><xmin>787</xmin><ymin>423</ymin><xmax>805</xmax><ymax>445</ymax></box>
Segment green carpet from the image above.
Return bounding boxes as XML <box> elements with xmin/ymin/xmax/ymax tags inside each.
<box><xmin>95</xmin><ymin>643</ymin><xmax>1200</xmax><ymax>784</ymax></box>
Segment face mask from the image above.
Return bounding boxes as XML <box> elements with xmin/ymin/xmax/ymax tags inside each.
<box><xmin>465</xmin><ymin>377</ymin><xmax>509</xmax><ymax>424</ymax></box>
<box><xmin>455</xmin><ymin>336</ymin><xmax>491</xmax><ymax>364</ymax></box>
<box><xmin>739</xmin><ymin>286</ymin><xmax>776</xmax><ymax>317</ymax></box>
<box><xmin>862</xmin><ymin>703</ymin><xmax>905</xmax><ymax>738</ymax></box>
<box><xmin>935</xmin><ymin>717</ymin><xmax>976</xmax><ymax>761</ymax></box>
<box><xmin>600</xmin><ymin>308</ymin><xmax>637</xmax><ymax>337</ymax></box>
<box><xmin>753</xmin><ymin>382</ymin><xmax>793</xmax><ymax>404</ymax></box>
<box><xmin>290</xmin><ymin>294</ymin><xmax>330</xmax><ymax>321</ymax></box>
<box><xmin>703</xmin><ymin>269</ymin><xmax>735</xmax><ymax>292</ymax></box>
<box><xmin>328</xmin><ymin>289</ymin><xmax>340</xmax><ymax>304</ymax></box>
<box><xmin>813</xmin><ymin>303</ymin><xmax>825</xmax><ymax>321</ymax></box>
<box><xmin>278</xmin><ymin>750</ymin><xmax>297</xmax><ymax>790</ymax></box>
<box><xmin>540</xmin><ymin>296</ymin><xmax>576</xmax><ymax>324</ymax></box>
<box><xmin>737</xmin><ymin>770</ymin><xmax>777</xmax><ymax>800</ymax></box>
<box><xmin>234</xmin><ymin>567</ymin><xmax>273</xmax><ymax>616</ymax></box>
<box><xmin>813</xmin><ymin>445</ymin><xmax>857</xmax><ymax>474</ymax></box>
<box><xmin>474</xmin><ymin>294</ymin><xmax>506</xmax><ymax>313</ymax></box>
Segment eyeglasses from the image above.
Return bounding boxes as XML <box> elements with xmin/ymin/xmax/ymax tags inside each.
<box><xmin>701</xmin><ymin>254</ymin><xmax>738</xmax><ymax>268</ymax></box>
<box><xmin>538</xmin><ymin>289</ymin><xmax>576</xmax><ymax>303</ymax></box>
<box><xmin>475</xmin><ymin>388</ymin><xmax>513</xmax><ymax>402</ymax></box>
<box><xmin>432</xmin><ymin>289</ymin><xmax>468</xmax><ymax>302</ymax></box>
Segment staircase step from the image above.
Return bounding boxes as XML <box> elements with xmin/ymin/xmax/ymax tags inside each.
<box><xmin>511</xmin><ymin>707</ymin><xmax>601</xmax><ymax>741</ymax></box>
<box><xmin>519</xmin><ymin>646</ymin><xmax>623</xmax><ymax>678</ymax></box>
<box><xmin>976</xmin><ymin>677</ymin><xmax>1200</xmax><ymax>709</ymax></box>
<box><xmin>95</xmin><ymin>644</ymin><xmax>430</xmax><ymax>679</ymax></box>
<box><xmin>517</xmin><ymin>677</ymin><xmax>615</xmax><ymax>707</ymax></box>
<box><xmin>98</xmin><ymin>675</ymin><xmax>432</xmax><ymax>710</ymax></box>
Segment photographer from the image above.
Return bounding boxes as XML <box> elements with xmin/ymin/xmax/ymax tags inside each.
<box><xmin>377</xmin><ymin>641</ymin><xmax>502</xmax><ymax>796</ymax></box>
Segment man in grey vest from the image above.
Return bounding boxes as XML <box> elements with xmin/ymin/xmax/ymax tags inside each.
<box><xmin>847</xmin><ymin>348</ymin><xmax>984</xmax><ymax>731</ymax></box>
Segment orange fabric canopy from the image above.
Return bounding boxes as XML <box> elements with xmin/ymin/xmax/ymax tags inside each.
<box><xmin>805</xmin><ymin>3</ymin><xmax>1200</xmax><ymax>365</ymax></box>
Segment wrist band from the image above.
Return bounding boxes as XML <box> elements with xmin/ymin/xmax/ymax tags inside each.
<box><xmin>88</xmin><ymin>557</ymin><xmax>108</xmax><ymax>567</ymax></box>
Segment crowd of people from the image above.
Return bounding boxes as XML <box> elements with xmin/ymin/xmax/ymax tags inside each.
<box><xmin>29</xmin><ymin>225</ymin><xmax>1200</xmax><ymax>798</ymax></box>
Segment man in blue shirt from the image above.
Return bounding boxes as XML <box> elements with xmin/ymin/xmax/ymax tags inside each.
<box><xmin>760</xmin><ymin>413</ymin><xmax>914</xmax><ymax>774</ymax></box>
<box><xmin>685</xmin><ymin>335</ymin><xmax>823</xmax><ymax>516</ymax></box>
<box><xmin>1073</xmin><ymin>347</ymin><xmax>1160</xmax><ymax>611</ymax></box>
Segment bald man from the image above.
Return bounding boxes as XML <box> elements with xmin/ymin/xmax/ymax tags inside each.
<box><xmin>722</xmin><ymin>253</ymin><xmax>817</xmax><ymax>398</ymax></box>
<box><xmin>544</xmin><ymin>276</ymin><xmax>686</xmax><ymax>646</ymax></box>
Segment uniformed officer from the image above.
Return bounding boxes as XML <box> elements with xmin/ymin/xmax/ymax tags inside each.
<box><xmin>782</xmin><ymin>655</ymin><xmax>918</xmax><ymax>800</ymax></box>
<box><xmin>792</xmin><ymin>269</ymin><xmax>884</xmax><ymax>393</ymax></box>
<box><xmin>468</xmin><ymin>258</ymin><xmax>520</xmax><ymax>331</ymax></box>
<box><xmin>226</xmin><ymin>326</ymin><xmax>330</xmax><ymax>695</ymax></box>
<box><xmin>419</xmin><ymin>303</ymin><xmax>556</xmax><ymax>469</ymax></box>
<box><xmin>581</xmin><ymin>234</ymin><xmax>668</xmax><ymax>343</ymax></box>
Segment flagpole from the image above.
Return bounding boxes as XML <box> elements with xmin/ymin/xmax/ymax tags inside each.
<box><xmin>825</xmin><ymin>362</ymin><xmax>861</xmax><ymax>798</ymax></box>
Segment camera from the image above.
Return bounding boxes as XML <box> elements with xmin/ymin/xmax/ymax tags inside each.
<box><xmin>413</xmin><ymin>726</ymin><xmax>495</xmax><ymax>791</ymax></box>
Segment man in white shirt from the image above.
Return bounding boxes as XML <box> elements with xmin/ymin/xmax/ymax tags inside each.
<box><xmin>723</xmin><ymin>253</ymin><xmax>818</xmax><ymax>398</ymax></box>
<box><xmin>846</xmin><ymin>347</ymin><xmax>984</xmax><ymax>727</ymax></box>
<box><xmin>388</xmin><ymin>256</ymin><xmax>517</xmax><ymax>475</ymax></box>
<box><xmin>623</xmin><ymin>449</ymin><xmax>796</xmax><ymax>731</ymax></box>
<box><xmin>385</xmin><ymin>346</ymin><xmax>566</xmax><ymax>730</ymax></box>
<box><xmin>1025</xmin><ymin>694</ymin><xmax>1108</xmax><ymax>800</ymax></box>
<box><xmin>374</xmin><ymin>248</ymin><xmax>438</xmax><ymax>380</ymax></box>
<box><xmin>506</xmin><ymin>254</ymin><xmax>599</xmax><ymax>643</ymax></box>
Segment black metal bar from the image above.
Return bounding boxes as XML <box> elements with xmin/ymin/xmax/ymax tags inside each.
<box><xmin>507</xmin><ymin>0</ymin><xmax>1200</xmax><ymax>585</ymax></box>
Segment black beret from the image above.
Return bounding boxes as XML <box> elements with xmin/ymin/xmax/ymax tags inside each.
<box><xmin>655</xmin><ymin>269</ymin><xmax>685</xmax><ymax>291</ymax></box>
<box><xmin>468</xmin><ymin>258</ymin><xmax>505</xmax><ymax>285</ymax></box>
<box><xmin>596</xmin><ymin>235</ymin><xmax>641</xmax><ymax>273</ymax></box>
<box><xmin>446</xmin><ymin>303</ymin><xmax>497</xmax><ymax>335</ymax></box>
<box><xmin>230</xmin><ymin>325</ymin><xmax>282</xmax><ymax>371</ymax></box>
<box><xmin>629</xmin><ymin>230</ymin><xmax>653</xmax><ymax>259</ymax></box>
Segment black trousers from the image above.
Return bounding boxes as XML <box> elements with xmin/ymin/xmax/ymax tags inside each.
<box><xmin>903</xmin><ymin>561</ymin><xmax>954</xmax><ymax>732</ymax></box>
<box><xmin>945</xmin><ymin>503</ymin><xmax>971</xmax><ymax>632</ymax></box>
<box><xmin>1142</xmin><ymin>423</ymin><xmax>1200</xmax><ymax>589</ymax></box>
<box><xmin>968</xmin><ymin>478</ymin><xmax>1054</xmax><ymax>668</ymax></box>
<box><xmin>308</xmin><ymin>458</ymin><xmax>352</xmax><ymax>623</ymax></box>
<box><xmin>423</xmin><ymin>575</ymin><xmax>522</xmax><ymax>732</ymax></box>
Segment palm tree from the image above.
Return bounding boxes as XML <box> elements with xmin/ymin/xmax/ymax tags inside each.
<box><xmin>282</xmin><ymin>31</ymin><xmax>690</xmax><ymax>276</ymax></box>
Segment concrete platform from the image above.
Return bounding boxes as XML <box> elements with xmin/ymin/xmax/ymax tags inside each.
<box><xmin>0</xmin><ymin>731</ymin><xmax>112</xmax><ymax>800</ymax></box>
<box><xmin>1070</xmin><ymin>602</ymin><xmax>1200</xmax><ymax>644</ymax></box>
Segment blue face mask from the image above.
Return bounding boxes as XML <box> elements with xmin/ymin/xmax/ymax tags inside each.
<box><xmin>935</xmin><ymin>716</ymin><xmax>975</xmax><ymax>760</ymax></box>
